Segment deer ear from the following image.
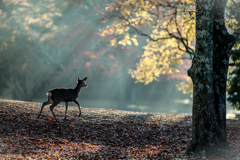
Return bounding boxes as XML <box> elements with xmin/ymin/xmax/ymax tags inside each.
<box><xmin>83</xmin><ymin>77</ymin><xmax>88</xmax><ymax>81</ymax></box>
<box><xmin>77</xmin><ymin>77</ymin><xmax>80</xmax><ymax>81</ymax></box>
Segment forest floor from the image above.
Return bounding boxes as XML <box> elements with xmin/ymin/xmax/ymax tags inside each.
<box><xmin>0</xmin><ymin>99</ymin><xmax>240</xmax><ymax>159</ymax></box>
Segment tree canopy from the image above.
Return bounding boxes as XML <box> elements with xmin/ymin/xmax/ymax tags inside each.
<box><xmin>101</xmin><ymin>0</ymin><xmax>240</xmax><ymax>107</ymax></box>
<box><xmin>101</xmin><ymin>0</ymin><xmax>196</xmax><ymax>84</ymax></box>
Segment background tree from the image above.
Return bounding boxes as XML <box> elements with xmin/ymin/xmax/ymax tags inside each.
<box><xmin>226</xmin><ymin>0</ymin><xmax>240</xmax><ymax>109</ymax></box>
<box><xmin>0</xmin><ymin>0</ymin><xmax>73</xmax><ymax>101</ymax></box>
<box><xmin>227</xmin><ymin>48</ymin><xmax>240</xmax><ymax>108</ymax></box>
<box><xmin>101</xmin><ymin>0</ymin><xmax>195</xmax><ymax>84</ymax></box>
<box><xmin>1</xmin><ymin>0</ymin><xmax>149</xmax><ymax>110</ymax></box>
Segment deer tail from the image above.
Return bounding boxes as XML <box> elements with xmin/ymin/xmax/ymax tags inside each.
<box><xmin>46</xmin><ymin>91</ymin><xmax>52</xmax><ymax>97</ymax></box>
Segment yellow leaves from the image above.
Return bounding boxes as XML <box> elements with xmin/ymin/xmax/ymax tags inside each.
<box><xmin>124</xmin><ymin>33</ymin><xmax>130</xmax><ymax>39</ymax></box>
<box><xmin>41</xmin><ymin>13</ymin><xmax>52</xmax><ymax>20</ymax></box>
<box><xmin>1</xmin><ymin>0</ymin><xmax>67</xmax><ymax>44</ymax></box>
<box><xmin>21</xmin><ymin>1</ymin><xmax>33</xmax><ymax>7</ymax></box>
<box><xmin>130</xmin><ymin>38</ymin><xmax>185</xmax><ymax>84</ymax></box>
<box><xmin>176</xmin><ymin>76</ymin><xmax>193</xmax><ymax>96</ymax></box>
<box><xmin>110</xmin><ymin>38</ymin><xmax>117</xmax><ymax>46</ymax></box>
<box><xmin>126</xmin><ymin>40</ymin><xmax>132</xmax><ymax>45</ymax></box>
<box><xmin>101</xmin><ymin>0</ymin><xmax>196</xmax><ymax>85</ymax></box>
<box><xmin>131</xmin><ymin>37</ymin><xmax>139</xmax><ymax>46</ymax></box>
<box><xmin>118</xmin><ymin>34</ymin><xmax>139</xmax><ymax>46</ymax></box>
<box><xmin>45</xmin><ymin>21</ymin><xmax>53</xmax><ymax>28</ymax></box>
<box><xmin>124</xmin><ymin>27</ymin><xmax>129</xmax><ymax>31</ymax></box>
<box><xmin>141</xmin><ymin>19</ymin><xmax>146</xmax><ymax>24</ymax></box>
<box><xmin>11</xmin><ymin>10</ymin><xmax>17</xmax><ymax>14</ymax></box>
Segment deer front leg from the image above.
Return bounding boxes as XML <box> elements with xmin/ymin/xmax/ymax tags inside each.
<box><xmin>37</xmin><ymin>100</ymin><xmax>52</xmax><ymax>119</ymax></box>
<box><xmin>73</xmin><ymin>100</ymin><xmax>81</xmax><ymax>117</ymax></box>
<box><xmin>64</xmin><ymin>102</ymin><xmax>68</xmax><ymax>120</ymax></box>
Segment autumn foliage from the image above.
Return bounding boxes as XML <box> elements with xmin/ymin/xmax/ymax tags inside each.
<box><xmin>101</xmin><ymin>0</ymin><xmax>196</xmax><ymax>84</ymax></box>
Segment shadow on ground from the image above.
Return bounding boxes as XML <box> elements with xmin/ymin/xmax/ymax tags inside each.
<box><xmin>0</xmin><ymin>100</ymin><xmax>193</xmax><ymax>159</ymax></box>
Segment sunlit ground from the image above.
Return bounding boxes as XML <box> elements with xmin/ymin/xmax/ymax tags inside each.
<box><xmin>32</xmin><ymin>98</ymin><xmax>239</xmax><ymax>119</ymax></box>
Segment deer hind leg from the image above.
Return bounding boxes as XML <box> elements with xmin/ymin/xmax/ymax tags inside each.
<box><xmin>64</xmin><ymin>102</ymin><xmax>68</xmax><ymax>120</ymax></box>
<box><xmin>37</xmin><ymin>99</ymin><xmax>52</xmax><ymax>119</ymax></box>
<box><xmin>73</xmin><ymin>100</ymin><xmax>81</xmax><ymax>117</ymax></box>
<box><xmin>49</xmin><ymin>101</ymin><xmax>59</xmax><ymax>120</ymax></box>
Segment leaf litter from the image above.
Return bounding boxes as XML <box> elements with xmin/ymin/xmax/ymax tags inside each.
<box><xmin>0</xmin><ymin>99</ymin><xmax>240</xmax><ymax>159</ymax></box>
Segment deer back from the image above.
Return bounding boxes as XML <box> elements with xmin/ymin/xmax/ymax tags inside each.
<box><xmin>48</xmin><ymin>88</ymin><xmax>78</xmax><ymax>102</ymax></box>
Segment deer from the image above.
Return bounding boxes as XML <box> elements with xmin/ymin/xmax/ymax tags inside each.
<box><xmin>37</xmin><ymin>77</ymin><xmax>88</xmax><ymax>120</ymax></box>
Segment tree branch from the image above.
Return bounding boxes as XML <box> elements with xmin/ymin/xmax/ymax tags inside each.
<box><xmin>229</xmin><ymin>28</ymin><xmax>240</xmax><ymax>49</ymax></box>
<box><xmin>229</xmin><ymin>63</ymin><xmax>236</xmax><ymax>66</ymax></box>
<box><xmin>233</xmin><ymin>28</ymin><xmax>240</xmax><ymax>39</ymax></box>
<box><xmin>118</xmin><ymin>10</ymin><xmax>195</xmax><ymax>59</ymax></box>
<box><xmin>118</xmin><ymin>12</ymin><xmax>173</xmax><ymax>42</ymax></box>
<box><xmin>230</xmin><ymin>0</ymin><xmax>240</xmax><ymax>12</ymax></box>
<box><xmin>173</xmin><ymin>11</ymin><xmax>194</xmax><ymax>58</ymax></box>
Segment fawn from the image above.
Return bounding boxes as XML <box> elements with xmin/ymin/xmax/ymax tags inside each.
<box><xmin>37</xmin><ymin>77</ymin><xmax>88</xmax><ymax>120</ymax></box>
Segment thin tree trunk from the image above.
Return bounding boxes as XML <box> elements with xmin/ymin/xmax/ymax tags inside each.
<box><xmin>118</xmin><ymin>65</ymin><xmax>126</xmax><ymax>110</ymax></box>
<box><xmin>130</xmin><ymin>85</ymin><xmax>137</xmax><ymax>104</ymax></box>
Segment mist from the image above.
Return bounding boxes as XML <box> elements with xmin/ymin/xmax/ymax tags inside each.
<box><xmin>0</xmin><ymin>0</ymin><xmax>221</xmax><ymax>116</ymax></box>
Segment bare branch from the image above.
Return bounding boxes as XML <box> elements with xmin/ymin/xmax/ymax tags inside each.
<box><xmin>173</xmin><ymin>57</ymin><xmax>192</xmax><ymax>60</ymax></box>
<box><xmin>229</xmin><ymin>63</ymin><xmax>236</xmax><ymax>66</ymax></box>
<box><xmin>230</xmin><ymin>0</ymin><xmax>240</xmax><ymax>12</ymax></box>
<box><xmin>230</xmin><ymin>28</ymin><xmax>240</xmax><ymax>48</ymax></box>
<box><xmin>118</xmin><ymin>12</ymin><xmax>173</xmax><ymax>41</ymax></box>
<box><xmin>233</xmin><ymin>28</ymin><xmax>240</xmax><ymax>38</ymax></box>
<box><xmin>173</xmin><ymin>12</ymin><xmax>193</xmax><ymax>57</ymax></box>
<box><xmin>164</xmin><ymin>14</ymin><xmax>195</xmax><ymax>57</ymax></box>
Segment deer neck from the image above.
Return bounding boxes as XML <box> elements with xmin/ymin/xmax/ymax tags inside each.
<box><xmin>74</xmin><ymin>83</ymin><xmax>82</xmax><ymax>94</ymax></box>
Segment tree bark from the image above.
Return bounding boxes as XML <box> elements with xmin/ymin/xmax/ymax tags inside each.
<box><xmin>187</xmin><ymin>0</ymin><xmax>218</xmax><ymax>155</ymax></box>
<box><xmin>186</xmin><ymin>0</ymin><xmax>240</xmax><ymax>156</ymax></box>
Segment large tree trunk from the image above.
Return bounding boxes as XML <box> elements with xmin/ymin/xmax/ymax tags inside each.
<box><xmin>185</xmin><ymin>0</ymin><xmax>240</xmax><ymax>156</ymax></box>
<box><xmin>211</xmin><ymin>0</ymin><xmax>231</xmax><ymax>154</ymax></box>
